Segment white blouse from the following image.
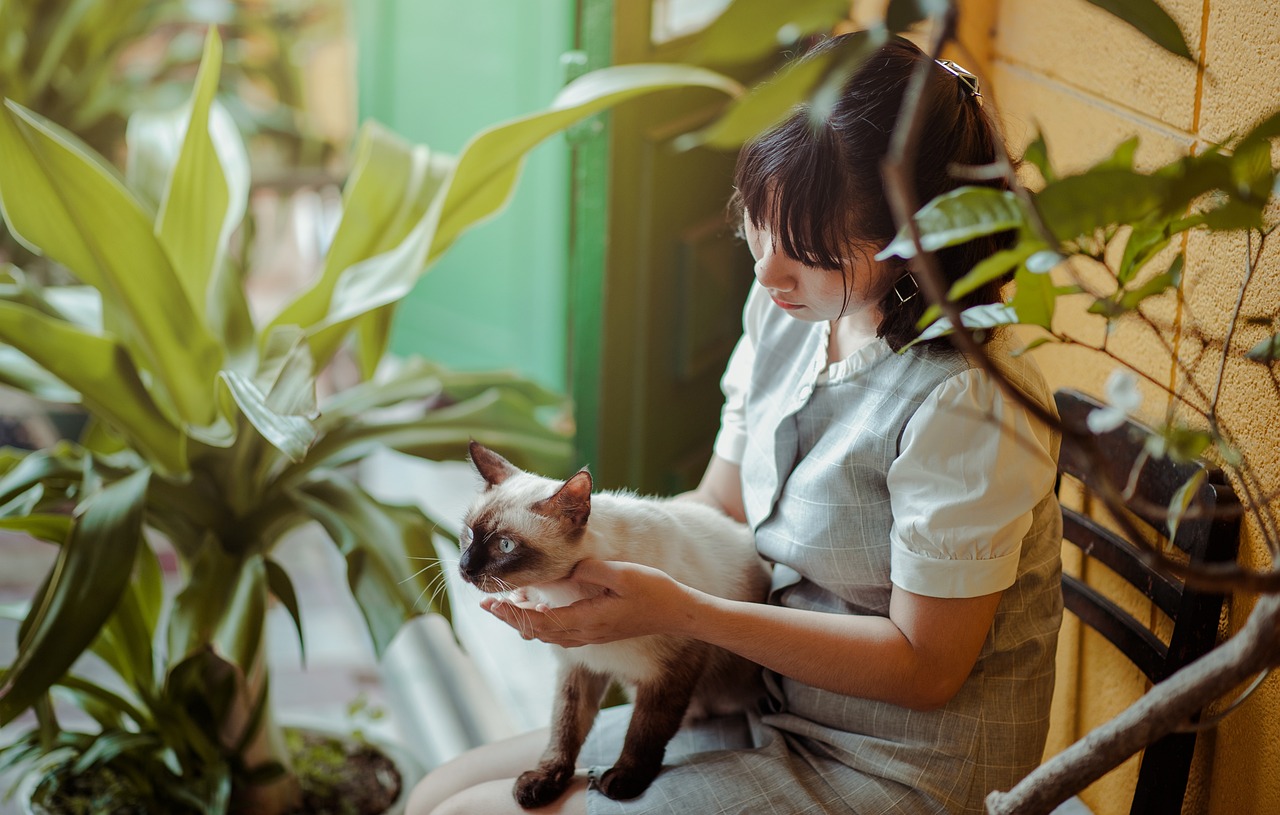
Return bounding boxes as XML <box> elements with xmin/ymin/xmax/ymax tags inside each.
<box><xmin>713</xmin><ymin>285</ymin><xmax>1058</xmax><ymax>599</ymax></box>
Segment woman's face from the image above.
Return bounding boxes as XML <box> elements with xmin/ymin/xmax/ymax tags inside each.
<box><xmin>742</xmin><ymin>210</ymin><xmax>886</xmax><ymax>324</ymax></box>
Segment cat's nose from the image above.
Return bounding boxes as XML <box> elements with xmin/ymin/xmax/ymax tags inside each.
<box><xmin>458</xmin><ymin>547</ymin><xmax>484</xmax><ymax>584</ymax></box>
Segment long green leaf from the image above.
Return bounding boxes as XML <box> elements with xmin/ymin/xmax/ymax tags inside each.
<box><xmin>289</xmin><ymin>387</ymin><xmax>573</xmax><ymax>485</ymax></box>
<box><xmin>317</xmin><ymin>361</ymin><xmax>567</xmax><ymax>425</ymax></box>
<box><xmin>0</xmin><ymin>347</ymin><xmax>79</xmax><ymax>403</ymax></box>
<box><xmin>302</xmin><ymin>213</ymin><xmax>436</xmax><ymax>369</ymax></box>
<box><xmin>292</xmin><ymin>474</ymin><xmax>444</xmax><ymax>656</ymax></box>
<box><xmin>266</xmin><ymin>123</ymin><xmax>451</xmax><ymax>352</ymax></box>
<box><xmin>430</xmin><ymin>63</ymin><xmax>742</xmax><ymax>263</ymax></box>
<box><xmin>878</xmin><ymin>187</ymin><xmax>1026</xmax><ymax>260</ymax></box>
<box><xmin>0</xmin><ymin>443</ymin><xmax>83</xmax><ymax>507</ymax></box>
<box><xmin>56</xmin><ymin>674</ymin><xmax>149</xmax><ymax>732</ymax></box>
<box><xmin>0</xmin><ymin>301</ymin><xmax>188</xmax><ymax>475</ymax></box>
<box><xmin>315</xmin><ymin>357</ymin><xmax>452</xmax><ymax>427</ymax></box>
<box><xmin>0</xmin><ymin>515</ymin><xmax>73</xmax><ymax>543</ymax></box>
<box><xmin>0</xmin><ymin>469</ymin><xmax>150</xmax><ymax>726</ymax></box>
<box><xmin>0</xmin><ymin>100</ymin><xmax>222</xmax><ymax>427</ymax></box>
<box><xmin>218</xmin><ymin>370</ymin><xmax>316</xmax><ymax>464</ymax></box>
<box><xmin>153</xmin><ymin>29</ymin><xmax>252</xmax><ymax>358</ymax></box>
<box><xmin>256</xmin><ymin>326</ymin><xmax>318</xmax><ymax>418</ymax></box>
<box><xmin>678</xmin><ymin>30</ymin><xmax>882</xmax><ymax>151</ymax></box>
<box><xmin>156</xmin><ymin>30</ymin><xmax>229</xmax><ymax>309</ymax></box>
<box><xmin>72</xmin><ymin>731</ymin><xmax>162</xmax><ymax>775</ymax></box>
<box><xmin>685</xmin><ymin>0</ymin><xmax>851</xmax><ymax>66</ymax></box>
<box><xmin>264</xmin><ymin>559</ymin><xmax>305</xmax><ymax>664</ymax></box>
<box><xmin>1084</xmin><ymin>0</ymin><xmax>1192</xmax><ymax>60</ymax></box>
<box><xmin>89</xmin><ymin>540</ymin><xmax>163</xmax><ymax>697</ymax></box>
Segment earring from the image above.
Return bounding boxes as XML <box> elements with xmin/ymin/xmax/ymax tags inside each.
<box><xmin>893</xmin><ymin>274</ymin><xmax>919</xmax><ymax>304</ymax></box>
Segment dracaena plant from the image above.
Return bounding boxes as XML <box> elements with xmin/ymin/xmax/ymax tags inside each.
<box><xmin>0</xmin><ymin>29</ymin><xmax>738</xmax><ymax>815</ymax></box>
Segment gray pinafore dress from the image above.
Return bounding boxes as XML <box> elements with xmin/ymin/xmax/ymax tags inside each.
<box><xmin>582</xmin><ymin>299</ymin><xmax>1063</xmax><ymax>815</ymax></box>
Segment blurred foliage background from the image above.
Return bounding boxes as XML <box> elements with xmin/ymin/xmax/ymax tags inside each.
<box><xmin>0</xmin><ymin>0</ymin><xmax>351</xmax><ymax>171</ymax></box>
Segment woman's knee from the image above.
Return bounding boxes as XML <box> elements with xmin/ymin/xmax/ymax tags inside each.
<box><xmin>405</xmin><ymin>730</ymin><xmax>551</xmax><ymax>815</ymax></box>
<box><xmin>406</xmin><ymin>756</ymin><xmax>502</xmax><ymax>815</ymax></box>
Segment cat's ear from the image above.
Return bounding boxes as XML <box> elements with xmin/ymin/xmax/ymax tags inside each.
<box><xmin>534</xmin><ymin>468</ymin><xmax>592</xmax><ymax>527</ymax></box>
<box><xmin>469</xmin><ymin>440</ymin><xmax>519</xmax><ymax>487</ymax></box>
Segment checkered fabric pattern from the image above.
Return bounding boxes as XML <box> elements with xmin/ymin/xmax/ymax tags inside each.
<box><xmin>582</xmin><ymin>293</ymin><xmax>1062</xmax><ymax>815</ymax></box>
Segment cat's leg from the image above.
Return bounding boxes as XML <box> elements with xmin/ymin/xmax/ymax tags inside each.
<box><xmin>515</xmin><ymin>663</ymin><xmax>610</xmax><ymax>809</ymax></box>
<box><xmin>598</xmin><ymin>650</ymin><xmax>706</xmax><ymax>801</ymax></box>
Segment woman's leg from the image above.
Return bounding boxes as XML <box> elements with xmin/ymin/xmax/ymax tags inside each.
<box><xmin>426</xmin><ymin>778</ymin><xmax>589</xmax><ymax>815</ymax></box>
<box><xmin>406</xmin><ymin>728</ymin><xmax>586</xmax><ymax>815</ymax></box>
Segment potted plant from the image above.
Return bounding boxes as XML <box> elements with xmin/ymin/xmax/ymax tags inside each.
<box><xmin>0</xmin><ymin>29</ymin><xmax>738</xmax><ymax>814</ymax></box>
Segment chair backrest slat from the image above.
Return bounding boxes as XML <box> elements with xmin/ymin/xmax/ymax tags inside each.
<box><xmin>1061</xmin><ymin>573</ymin><xmax>1168</xmax><ymax>682</ymax></box>
<box><xmin>1052</xmin><ymin>389</ymin><xmax>1241</xmax><ymax>815</ymax></box>
<box><xmin>1062</xmin><ymin>508</ymin><xmax>1183</xmax><ymax>617</ymax></box>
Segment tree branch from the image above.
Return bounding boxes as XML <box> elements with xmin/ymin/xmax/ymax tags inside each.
<box><xmin>986</xmin><ymin>593</ymin><xmax>1280</xmax><ymax>815</ymax></box>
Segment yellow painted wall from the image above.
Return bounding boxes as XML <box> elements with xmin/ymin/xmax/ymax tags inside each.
<box><xmin>959</xmin><ymin>0</ymin><xmax>1280</xmax><ymax>812</ymax></box>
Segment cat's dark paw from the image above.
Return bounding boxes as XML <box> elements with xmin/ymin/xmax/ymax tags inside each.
<box><xmin>514</xmin><ymin>766</ymin><xmax>572</xmax><ymax>809</ymax></box>
<box><xmin>597</xmin><ymin>763</ymin><xmax>660</xmax><ymax>800</ymax></box>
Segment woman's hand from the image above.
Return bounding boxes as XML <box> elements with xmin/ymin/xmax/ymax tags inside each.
<box><xmin>481</xmin><ymin>559</ymin><xmax>694</xmax><ymax>648</ymax></box>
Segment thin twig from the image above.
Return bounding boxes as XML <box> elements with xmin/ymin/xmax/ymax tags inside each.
<box><xmin>1213</xmin><ymin>231</ymin><xmax>1267</xmax><ymax>422</ymax></box>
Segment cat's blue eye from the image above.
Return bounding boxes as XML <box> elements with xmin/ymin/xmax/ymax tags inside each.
<box><xmin>461</xmin><ymin>526</ymin><xmax>473</xmax><ymax>543</ymax></box>
<box><xmin>498</xmin><ymin>538</ymin><xmax>515</xmax><ymax>554</ymax></box>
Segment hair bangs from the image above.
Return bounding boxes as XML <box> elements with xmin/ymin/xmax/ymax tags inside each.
<box><xmin>733</xmin><ymin>115</ymin><xmax>854</xmax><ymax>271</ymax></box>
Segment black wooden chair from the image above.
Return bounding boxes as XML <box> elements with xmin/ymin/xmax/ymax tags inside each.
<box><xmin>1052</xmin><ymin>388</ymin><xmax>1241</xmax><ymax>815</ymax></box>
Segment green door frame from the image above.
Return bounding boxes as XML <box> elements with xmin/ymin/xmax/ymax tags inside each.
<box><xmin>567</xmin><ymin>0</ymin><xmax>615</xmax><ymax>472</ymax></box>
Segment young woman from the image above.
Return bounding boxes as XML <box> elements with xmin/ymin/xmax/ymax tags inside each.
<box><xmin>408</xmin><ymin>35</ymin><xmax>1062</xmax><ymax>815</ymax></box>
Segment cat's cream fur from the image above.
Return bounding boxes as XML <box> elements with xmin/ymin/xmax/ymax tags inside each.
<box><xmin>458</xmin><ymin>441</ymin><xmax>770</xmax><ymax>806</ymax></box>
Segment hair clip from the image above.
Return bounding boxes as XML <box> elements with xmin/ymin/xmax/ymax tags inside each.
<box><xmin>935</xmin><ymin>59</ymin><xmax>983</xmax><ymax>107</ymax></box>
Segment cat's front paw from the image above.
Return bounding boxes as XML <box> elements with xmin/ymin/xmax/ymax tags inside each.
<box><xmin>514</xmin><ymin>765</ymin><xmax>572</xmax><ymax>809</ymax></box>
<box><xmin>597</xmin><ymin>763</ymin><xmax>661</xmax><ymax>800</ymax></box>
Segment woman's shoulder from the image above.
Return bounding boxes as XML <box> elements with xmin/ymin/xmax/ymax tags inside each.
<box><xmin>904</xmin><ymin>331</ymin><xmax>1052</xmax><ymax>406</ymax></box>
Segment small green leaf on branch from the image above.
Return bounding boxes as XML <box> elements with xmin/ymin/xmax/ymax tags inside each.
<box><xmin>1022</xmin><ymin>131</ymin><xmax>1055</xmax><ymax>184</ymax></box>
<box><xmin>877</xmin><ymin>187</ymin><xmax>1025</xmax><ymax>261</ymax></box>
<box><xmin>1144</xmin><ymin>426</ymin><xmax>1213</xmax><ymax>463</ymax></box>
<box><xmin>1166</xmin><ymin>470</ymin><xmax>1206</xmax><ymax>548</ymax></box>
<box><xmin>1245</xmin><ymin>333</ymin><xmax>1280</xmax><ymax>363</ymax></box>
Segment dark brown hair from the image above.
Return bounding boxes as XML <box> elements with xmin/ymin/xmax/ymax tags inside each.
<box><xmin>731</xmin><ymin>35</ymin><xmax>1014</xmax><ymax>351</ymax></box>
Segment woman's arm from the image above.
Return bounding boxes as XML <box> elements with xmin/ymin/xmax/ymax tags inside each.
<box><xmin>676</xmin><ymin>455</ymin><xmax>746</xmax><ymax>523</ymax></box>
<box><xmin>484</xmin><ymin>559</ymin><xmax>1001</xmax><ymax>711</ymax></box>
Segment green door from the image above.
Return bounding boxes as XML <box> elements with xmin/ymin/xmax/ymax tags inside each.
<box><xmin>570</xmin><ymin>0</ymin><xmax>750</xmax><ymax>493</ymax></box>
<box><xmin>355</xmin><ymin>0</ymin><xmax>575</xmax><ymax>392</ymax></box>
<box><xmin>357</xmin><ymin>0</ymin><xmax>749</xmax><ymax>492</ymax></box>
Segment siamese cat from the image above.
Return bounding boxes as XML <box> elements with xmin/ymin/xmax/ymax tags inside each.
<box><xmin>458</xmin><ymin>441</ymin><xmax>771</xmax><ymax>807</ymax></box>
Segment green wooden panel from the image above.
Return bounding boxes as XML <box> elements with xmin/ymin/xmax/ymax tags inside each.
<box><xmin>567</xmin><ymin>0</ymin><xmax>614</xmax><ymax>473</ymax></box>
<box><xmin>354</xmin><ymin>0</ymin><xmax>575</xmax><ymax>392</ymax></box>
<box><xmin>573</xmin><ymin>0</ymin><xmax>751</xmax><ymax>493</ymax></box>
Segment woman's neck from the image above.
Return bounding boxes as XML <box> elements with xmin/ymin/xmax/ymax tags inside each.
<box><xmin>827</xmin><ymin>310</ymin><xmax>881</xmax><ymax>364</ymax></box>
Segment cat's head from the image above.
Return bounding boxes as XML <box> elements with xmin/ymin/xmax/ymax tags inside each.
<box><xmin>457</xmin><ymin>440</ymin><xmax>592</xmax><ymax>593</ymax></box>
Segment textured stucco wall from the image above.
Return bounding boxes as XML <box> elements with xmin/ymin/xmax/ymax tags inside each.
<box><xmin>975</xmin><ymin>0</ymin><xmax>1280</xmax><ymax>812</ymax></box>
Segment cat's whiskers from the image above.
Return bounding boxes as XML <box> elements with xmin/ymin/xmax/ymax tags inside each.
<box><xmin>413</xmin><ymin>568</ymin><xmax>452</xmax><ymax>615</ymax></box>
<box><xmin>407</xmin><ymin>567</ymin><xmax>445</xmax><ymax>614</ymax></box>
<box><xmin>401</xmin><ymin>555</ymin><xmax>446</xmax><ymax>585</ymax></box>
